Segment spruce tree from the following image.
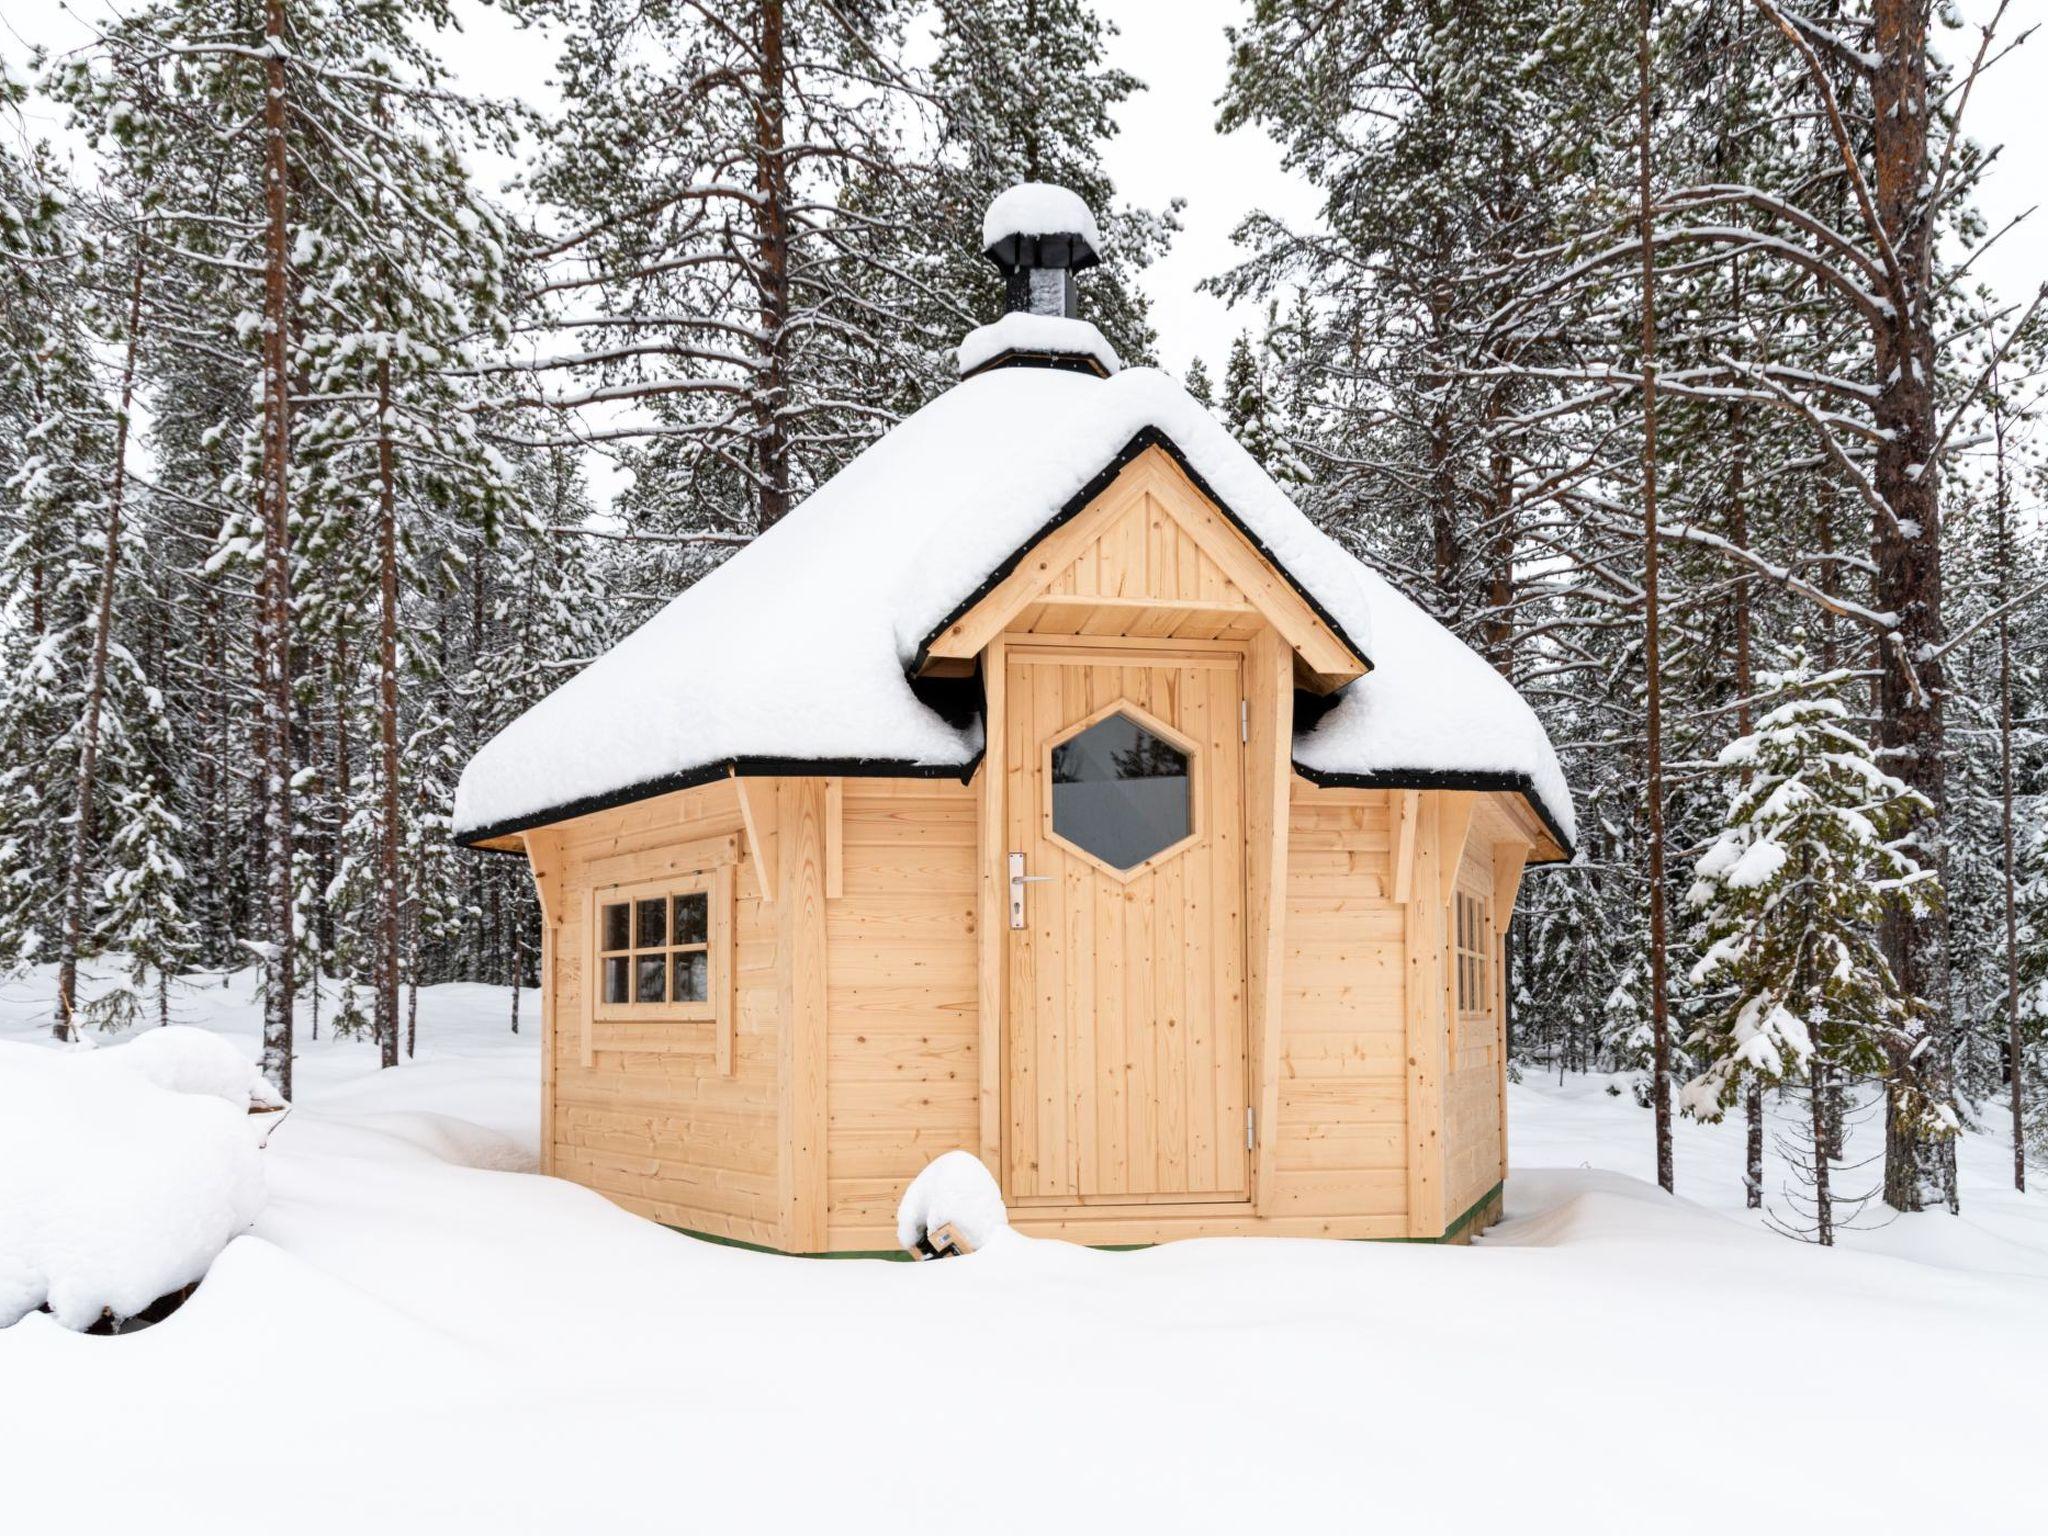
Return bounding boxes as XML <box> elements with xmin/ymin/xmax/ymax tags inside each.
<box><xmin>1683</xmin><ymin>650</ymin><xmax>1947</xmax><ymax>1243</ymax></box>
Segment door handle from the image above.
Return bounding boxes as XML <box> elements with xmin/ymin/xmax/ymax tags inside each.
<box><xmin>1008</xmin><ymin>852</ymin><xmax>1053</xmax><ymax>929</ymax></box>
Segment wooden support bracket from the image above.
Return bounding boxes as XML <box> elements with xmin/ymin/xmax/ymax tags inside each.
<box><xmin>1393</xmin><ymin>789</ymin><xmax>1420</xmax><ymax>903</ymax></box>
<box><xmin>732</xmin><ymin>771</ymin><xmax>777</xmax><ymax>903</ymax></box>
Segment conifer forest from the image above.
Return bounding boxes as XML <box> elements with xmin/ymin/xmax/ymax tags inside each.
<box><xmin>2</xmin><ymin>0</ymin><xmax>2043</xmax><ymax>1236</ymax></box>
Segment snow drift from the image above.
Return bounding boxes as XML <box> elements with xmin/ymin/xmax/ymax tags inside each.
<box><xmin>0</xmin><ymin>1033</ymin><xmax>269</xmax><ymax>1329</ymax></box>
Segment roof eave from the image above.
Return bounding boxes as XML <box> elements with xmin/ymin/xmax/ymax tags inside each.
<box><xmin>1291</xmin><ymin>763</ymin><xmax>1576</xmax><ymax>864</ymax></box>
<box><xmin>453</xmin><ymin>753</ymin><xmax>981</xmax><ymax>852</ymax></box>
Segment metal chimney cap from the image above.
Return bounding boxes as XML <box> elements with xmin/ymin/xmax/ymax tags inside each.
<box><xmin>981</xmin><ymin>183</ymin><xmax>1103</xmax><ymax>273</ymax></box>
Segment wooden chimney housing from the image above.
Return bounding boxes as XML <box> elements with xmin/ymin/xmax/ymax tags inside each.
<box><xmin>456</xmin><ymin>186</ymin><xmax>1574</xmax><ymax>1253</ymax></box>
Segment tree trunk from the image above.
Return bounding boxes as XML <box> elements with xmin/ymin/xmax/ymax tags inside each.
<box><xmin>256</xmin><ymin>0</ymin><xmax>297</xmax><ymax>1101</ymax></box>
<box><xmin>52</xmin><ymin>246</ymin><xmax>146</xmax><ymax>1042</ymax></box>
<box><xmin>1809</xmin><ymin>1059</ymin><xmax>1833</xmax><ymax>1248</ymax></box>
<box><xmin>1726</xmin><ymin>309</ymin><xmax>1762</xmax><ymax>1209</ymax></box>
<box><xmin>1869</xmin><ymin>0</ymin><xmax>1950</xmax><ymax>1214</ymax></box>
<box><xmin>1481</xmin><ymin>388</ymin><xmax>1516</xmax><ymax>676</ymax></box>
<box><xmin>1637</xmin><ymin>0</ymin><xmax>1674</xmax><ymax>1195</ymax></box>
<box><xmin>375</xmin><ymin>348</ymin><xmax>402</xmax><ymax>1071</ymax></box>
<box><xmin>752</xmin><ymin>0</ymin><xmax>792</xmax><ymax>531</ymax></box>
<box><xmin>1992</xmin><ymin>365</ymin><xmax>2024</xmax><ymax>1192</ymax></box>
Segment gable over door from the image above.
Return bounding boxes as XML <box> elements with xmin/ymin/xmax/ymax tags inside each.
<box><xmin>1003</xmin><ymin>644</ymin><xmax>1250</xmax><ymax>1205</ymax></box>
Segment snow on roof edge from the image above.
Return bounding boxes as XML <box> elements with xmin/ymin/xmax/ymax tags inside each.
<box><xmin>459</xmin><ymin>756</ymin><xmax>979</xmax><ymax>851</ymax></box>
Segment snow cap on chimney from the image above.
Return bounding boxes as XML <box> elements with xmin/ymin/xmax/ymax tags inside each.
<box><xmin>982</xmin><ymin>183</ymin><xmax>1102</xmax><ymax>319</ymax></box>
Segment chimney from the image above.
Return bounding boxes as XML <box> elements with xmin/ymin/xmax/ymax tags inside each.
<box><xmin>982</xmin><ymin>183</ymin><xmax>1102</xmax><ymax>320</ymax></box>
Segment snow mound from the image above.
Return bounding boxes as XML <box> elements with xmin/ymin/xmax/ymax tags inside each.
<box><xmin>896</xmin><ymin>1150</ymin><xmax>1008</xmax><ymax>1254</ymax></box>
<box><xmin>958</xmin><ymin>312</ymin><xmax>1120</xmax><ymax>377</ymax></box>
<box><xmin>80</xmin><ymin>1024</ymin><xmax>285</xmax><ymax>1110</ymax></box>
<box><xmin>0</xmin><ymin>1039</ymin><xmax>267</xmax><ymax>1329</ymax></box>
<box><xmin>982</xmin><ymin>182</ymin><xmax>1101</xmax><ymax>251</ymax></box>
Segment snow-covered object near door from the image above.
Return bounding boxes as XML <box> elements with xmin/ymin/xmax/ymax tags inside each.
<box><xmin>896</xmin><ymin>1150</ymin><xmax>1008</xmax><ymax>1254</ymax></box>
<box><xmin>0</xmin><ymin>1038</ymin><xmax>267</xmax><ymax>1329</ymax></box>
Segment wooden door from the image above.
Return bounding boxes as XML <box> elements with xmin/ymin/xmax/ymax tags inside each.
<box><xmin>1003</xmin><ymin>645</ymin><xmax>1250</xmax><ymax>1204</ymax></box>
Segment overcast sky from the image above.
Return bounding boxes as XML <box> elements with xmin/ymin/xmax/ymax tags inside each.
<box><xmin>5</xmin><ymin>0</ymin><xmax>2040</xmax><ymax>390</ymax></box>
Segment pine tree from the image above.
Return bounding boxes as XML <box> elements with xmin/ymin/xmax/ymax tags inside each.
<box><xmin>0</xmin><ymin>115</ymin><xmax>106</xmax><ymax>982</ymax></box>
<box><xmin>54</xmin><ymin>0</ymin><xmax>526</xmax><ymax>1086</ymax></box>
<box><xmin>922</xmin><ymin>0</ymin><xmax>1171</xmax><ymax>364</ymax></box>
<box><xmin>527</xmin><ymin>0</ymin><xmax>933</xmax><ymax>534</ymax></box>
<box><xmin>90</xmin><ymin>768</ymin><xmax>197</xmax><ymax>1030</ymax></box>
<box><xmin>1221</xmin><ymin>328</ymin><xmax>1301</xmax><ymax>482</ymax></box>
<box><xmin>1682</xmin><ymin>650</ymin><xmax>1947</xmax><ymax>1243</ymax></box>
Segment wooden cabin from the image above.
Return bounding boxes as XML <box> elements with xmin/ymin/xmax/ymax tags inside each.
<box><xmin>455</xmin><ymin>186</ymin><xmax>1575</xmax><ymax>1254</ymax></box>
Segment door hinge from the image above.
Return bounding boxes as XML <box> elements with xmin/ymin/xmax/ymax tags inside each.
<box><xmin>1240</xmin><ymin>698</ymin><xmax>1249</xmax><ymax>743</ymax></box>
<box><xmin>1246</xmin><ymin>1105</ymin><xmax>1256</xmax><ymax>1151</ymax></box>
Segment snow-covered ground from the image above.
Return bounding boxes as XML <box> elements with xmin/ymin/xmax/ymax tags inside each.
<box><xmin>2</xmin><ymin>964</ymin><xmax>2043</xmax><ymax>1534</ymax></box>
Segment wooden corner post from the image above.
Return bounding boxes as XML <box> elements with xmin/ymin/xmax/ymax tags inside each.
<box><xmin>776</xmin><ymin>779</ymin><xmax>830</xmax><ymax>1253</ymax></box>
<box><xmin>976</xmin><ymin>640</ymin><xmax>1008</xmax><ymax>1175</ymax></box>
<box><xmin>1402</xmin><ymin>793</ymin><xmax>1449</xmax><ymax>1238</ymax></box>
<box><xmin>522</xmin><ymin>828</ymin><xmax>564</xmax><ymax>1178</ymax></box>
<box><xmin>1492</xmin><ymin>839</ymin><xmax>1531</xmax><ymax>1186</ymax></box>
<box><xmin>1246</xmin><ymin>628</ymin><xmax>1292</xmax><ymax>1212</ymax></box>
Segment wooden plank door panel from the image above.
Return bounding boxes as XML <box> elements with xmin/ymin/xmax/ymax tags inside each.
<box><xmin>1004</xmin><ymin>647</ymin><xmax>1250</xmax><ymax>1205</ymax></box>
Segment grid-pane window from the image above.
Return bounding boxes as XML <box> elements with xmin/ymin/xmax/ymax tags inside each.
<box><xmin>1454</xmin><ymin>891</ymin><xmax>1490</xmax><ymax>1018</ymax></box>
<box><xmin>595</xmin><ymin>879</ymin><xmax>718</xmax><ymax>1015</ymax></box>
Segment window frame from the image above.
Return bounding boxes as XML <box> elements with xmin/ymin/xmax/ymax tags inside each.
<box><xmin>1453</xmin><ymin>887</ymin><xmax>1492</xmax><ymax>1023</ymax></box>
<box><xmin>583</xmin><ymin>835</ymin><xmax>737</xmax><ymax>1071</ymax></box>
<box><xmin>1041</xmin><ymin>697</ymin><xmax>1205</xmax><ymax>883</ymax></box>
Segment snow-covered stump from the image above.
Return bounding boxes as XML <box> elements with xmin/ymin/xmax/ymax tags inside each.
<box><xmin>0</xmin><ymin>1028</ymin><xmax>275</xmax><ymax>1332</ymax></box>
<box><xmin>896</xmin><ymin>1151</ymin><xmax>1008</xmax><ymax>1260</ymax></box>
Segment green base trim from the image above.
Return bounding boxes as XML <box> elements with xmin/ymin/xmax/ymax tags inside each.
<box><xmin>663</xmin><ymin>1224</ymin><xmax>914</xmax><ymax>1260</ymax></box>
<box><xmin>663</xmin><ymin>1182</ymin><xmax>1506</xmax><ymax>1260</ymax></box>
<box><xmin>1439</xmin><ymin>1180</ymin><xmax>1505</xmax><ymax>1243</ymax></box>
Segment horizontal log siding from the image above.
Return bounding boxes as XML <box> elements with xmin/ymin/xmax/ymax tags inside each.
<box><xmin>1272</xmin><ymin>784</ymin><xmax>1409</xmax><ymax>1227</ymax></box>
<box><xmin>547</xmin><ymin>781</ymin><xmax>782</xmax><ymax>1247</ymax></box>
<box><xmin>824</xmin><ymin>778</ymin><xmax>980</xmax><ymax>1250</ymax></box>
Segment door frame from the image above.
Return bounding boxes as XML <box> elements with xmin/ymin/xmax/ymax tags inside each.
<box><xmin>983</xmin><ymin>632</ymin><xmax>1256</xmax><ymax>1210</ymax></box>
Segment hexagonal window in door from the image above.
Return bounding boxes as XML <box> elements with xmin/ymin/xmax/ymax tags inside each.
<box><xmin>1048</xmin><ymin>704</ymin><xmax>1197</xmax><ymax>874</ymax></box>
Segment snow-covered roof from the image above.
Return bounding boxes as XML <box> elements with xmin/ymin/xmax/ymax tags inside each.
<box><xmin>982</xmin><ymin>182</ymin><xmax>1101</xmax><ymax>251</ymax></box>
<box><xmin>957</xmin><ymin>313</ymin><xmax>1120</xmax><ymax>377</ymax></box>
<box><xmin>454</xmin><ymin>366</ymin><xmax>1575</xmax><ymax>854</ymax></box>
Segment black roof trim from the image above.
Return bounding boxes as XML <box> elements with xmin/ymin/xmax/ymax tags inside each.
<box><xmin>1293</xmin><ymin>764</ymin><xmax>1577</xmax><ymax>864</ymax></box>
<box><xmin>463</xmin><ymin>753</ymin><xmax>1574</xmax><ymax>866</ymax></box>
<box><xmin>959</xmin><ymin>349</ymin><xmax>1111</xmax><ymax>381</ymax></box>
<box><xmin>456</xmin><ymin>754</ymin><xmax>979</xmax><ymax>850</ymax></box>
<box><xmin>909</xmin><ymin>425</ymin><xmax>1375</xmax><ymax>681</ymax></box>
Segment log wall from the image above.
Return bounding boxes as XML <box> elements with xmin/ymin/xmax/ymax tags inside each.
<box><xmin>533</xmin><ymin>775</ymin><xmax>1524</xmax><ymax>1250</ymax></box>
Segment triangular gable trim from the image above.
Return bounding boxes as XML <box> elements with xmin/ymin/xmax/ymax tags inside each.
<box><xmin>909</xmin><ymin>427</ymin><xmax>1373</xmax><ymax>686</ymax></box>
